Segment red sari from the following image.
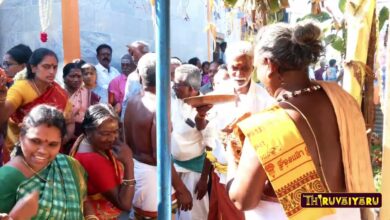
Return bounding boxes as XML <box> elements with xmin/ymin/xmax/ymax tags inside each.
<box><xmin>10</xmin><ymin>82</ymin><xmax>68</xmax><ymax>123</ymax></box>
<box><xmin>3</xmin><ymin>82</ymin><xmax>68</xmax><ymax>164</ymax></box>
<box><xmin>70</xmin><ymin>135</ymin><xmax>123</xmax><ymax>220</ymax></box>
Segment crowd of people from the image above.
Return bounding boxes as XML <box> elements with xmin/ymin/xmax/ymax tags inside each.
<box><xmin>0</xmin><ymin>21</ymin><xmax>374</xmax><ymax>220</ymax></box>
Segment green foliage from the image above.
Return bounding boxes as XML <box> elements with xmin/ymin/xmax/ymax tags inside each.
<box><xmin>339</xmin><ymin>0</ymin><xmax>346</xmax><ymax>13</ymax></box>
<box><xmin>324</xmin><ymin>34</ymin><xmax>346</xmax><ymax>54</ymax></box>
<box><xmin>268</xmin><ymin>0</ymin><xmax>280</xmax><ymax>13</ymax></box>
<box><xmin>324</xmin><ymin>34</ymin><xmax>337</xmax><ymax>45</ymax></box>
<box><xmin>296</xmin><ymin>12</ymin><xmax>331</xmax><ymax>22</ymax></box>
<box><xmin>224</xmin><ymin>0</ymin><xmax>238</xmax><ymax>7</ymax></box>
<box><xmin>268</xmin><ymin>9</ymin><xmax>287</xmax><ymax>23</ymax></box>
<box><xmin>331</xmin><ymin>36</ymin><xmax>345</xmax><ymax>53</ymax></box>
<box><xmin>371</xmin><ymin>144</ymin><xmax>383</xmax><ymax>192</ymax></box>
<box><xmin>379</xmin><ymin>7</ymin><xmax>389</xmax><ymax>31</ymax></box>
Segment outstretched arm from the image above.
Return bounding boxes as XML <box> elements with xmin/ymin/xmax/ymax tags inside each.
<box><xmin>227</xmin><ymin>140</ymin><xmax>267</xmax><ymax>211</ymax></box>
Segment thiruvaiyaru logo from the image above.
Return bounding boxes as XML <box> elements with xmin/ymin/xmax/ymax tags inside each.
<box><xmin>301</xmin><ymin>193</ymin><xmax>381</xmax><ymax>208</ymax></box>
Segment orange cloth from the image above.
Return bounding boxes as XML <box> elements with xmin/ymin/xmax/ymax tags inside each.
<box><xmin>208</xmin><ymin>171</ymin><xmax>244</xmax><ymax>220</ymax></box>
<box><xmin>317</xmin><ymin>81</ymin><xmax>375</xmax><ymax>192</ymax></box>
<box><xmin>61</xmin><ymin>0</ymin><xmax>81</xmax><ymax>63</ymax></box>
<box><xmin>318</xmin><ymin>81</ymin><xmax>375</xmax><ymax>220</ymax></box>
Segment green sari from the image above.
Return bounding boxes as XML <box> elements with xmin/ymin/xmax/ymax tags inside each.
<box><xmin>0</xmin><ymin>154</ymin><xmax>86</xmax><ymax>219</ymax></box>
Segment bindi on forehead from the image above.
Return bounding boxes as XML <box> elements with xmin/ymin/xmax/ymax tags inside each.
<box><xmin>25</xmin><ymin>134</ymin><xmax>60</xmax><ymax>143</ymax></box>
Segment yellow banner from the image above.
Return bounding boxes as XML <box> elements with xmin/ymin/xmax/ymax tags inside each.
<box><xmin>238</xmin><ymin>106</ymin><xmax>335</xmax><ymax>219</ymax></box>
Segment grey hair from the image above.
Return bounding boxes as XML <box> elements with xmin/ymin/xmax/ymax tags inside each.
<box><xmin>174</xmin><ymin>64</ymin><xmax>201</xmax><ymax>91</ymax></box>
<box><xmin>138</xmin><ymin>53</ymin><xmax>156</xmax><ymax>87</ymax></box>
<box><xmin>255</xmin><ymin>21</ymin><xmax>324</xmax><ymax>71</ymax></box>
<box><xmin>225</xmin><ymin>41</ymin><xmax>254</xmax><ymax>64</ymax></box>
<box><xmin>170</xmin><ymin>57</ymin><xmax>182</xmax><ymax>66</ymax></box>
<box><xmin>82</xmin><ymin>103</ymin><xmax>119</xmax><ymax>133</ymax></box>
<box><xmin>131</xmin><ymin>41</ymin><xmax>150</xmax><ymax>53</ymax></box>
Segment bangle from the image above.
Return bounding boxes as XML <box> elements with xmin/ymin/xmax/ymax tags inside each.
<box><xmin>85</xmin><ymin>214</ymin><xmax>99</xmax><ymax>220</ymax></box>
<box><xmin>122</xmin><ymin>178</ymin><xmax>136</xmax><ymax>186</ymax></box>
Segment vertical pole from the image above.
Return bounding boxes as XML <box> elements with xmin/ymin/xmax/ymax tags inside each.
<box><xmin>207</xmin><ymin>0</ymin><xmax>211</xmax><ymax>61</ymax></box>
<box><xmin>61</xmin><ymin>0</ymin><xmax>81</xmax><ymax>63</ymax></box>
<box><xmin>155</xmin><ymin>0</ymin><xmax>171</xmax><ymax>219</ymax></box>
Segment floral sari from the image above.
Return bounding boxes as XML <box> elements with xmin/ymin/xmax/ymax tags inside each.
<box><xmin>69</xmin><ymin>87</ymin><xmax>100</xmax><ymax>137</ymax></box>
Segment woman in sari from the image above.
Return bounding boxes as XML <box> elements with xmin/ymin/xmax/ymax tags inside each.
<box><xmin>71</xmin><ymin>103</ymin><xmax>135</xmax><ymax>219</ymax></box>
<box><xmin>0</xmin><ymin>45</ymin><xmax>32</xmax><ymax>165</ymax></box>
<box><xmin>0</xmin><ymin>48</ymin><xmax>73</xmax><ymax>163</ymax></box>
<box><xmin>63</xmin><ymin>63</ymin><xmax>99</xmax><ymax>153</ymax></box>
<box><xmin>0</xmin><ymin>104</ymin><xmax>87</xmax><ymax>219</ymax></box>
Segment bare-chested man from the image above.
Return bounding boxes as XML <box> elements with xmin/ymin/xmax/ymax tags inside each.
<box><xmin>123</xmin><ymin>53</ymin><xmax>192</xmax><ymax>219</ymax></box>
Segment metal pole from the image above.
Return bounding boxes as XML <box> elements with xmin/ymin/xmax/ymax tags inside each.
<box><xmin>156</xmin><ymin>0</ymin><xmax>171</xmax><ymax>219</ymax></box>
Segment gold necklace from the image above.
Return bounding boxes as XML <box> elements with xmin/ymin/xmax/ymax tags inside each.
<box><xmin>21</xmin><ymin>158</ymin><xmax>52</xmax><ymax>184</ymax></box>
<box><xmin>280</xmin><ymin>100</ymin><xmax>331</xmax><ymax>192</ymax></box>
<box><xmin>31</xmin><ymin>79</ymin><xmax>42</xmax><ymax>95</ymax></box>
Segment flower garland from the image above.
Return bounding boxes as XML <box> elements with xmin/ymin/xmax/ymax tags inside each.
<box><xmin>39</xmin><ymin>0</ymin><xmax>52</xmax><ymax>43</ymax></box>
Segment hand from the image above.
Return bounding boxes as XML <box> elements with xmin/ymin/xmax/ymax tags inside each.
<box><xmin>176</xmin><ymin>185</ymin><xmax>193</xmax><ymax>211</ymax></box>
<box><xmin>0</xmin><ymin>213</ymin><xmax>11</xmax><ymax>220</ymax></box>
<box><xmin>226</xmin><ymin>139</ymin><xmax>242</xmax><ymax>164</ymax></box>
<box><xmin>0</xmin><ymin>74</ymin><xmax>8</xmax><ymax>98</ymax></box>
<box><xmin>195</xmin><ymin>104</ymin><xmax>213</xmax><ymax>118</ymax></box>
<box><xmin>114</xmin><ymin>103</ymin><xmax>121</xmax><ymax>114</ymax></box>
<box><xmin>112</xmin><ymin>142</ymin><xmax>133</xmax><ymax>166</ymax></box>
<box><xmin>194</xmin><ymin>178</ymin><xmax>208</xmax><ymax>200</ymax></box>
<box><xmin>9</xmin><ymin>191</ymin><xmax>39</xmax><ymax>220</ymax></box>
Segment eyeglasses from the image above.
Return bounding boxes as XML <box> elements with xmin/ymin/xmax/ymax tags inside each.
<box><xmin>2</xmin><ymin>61</ymin><xmax>18</xmax><ymax>68</ymax></box>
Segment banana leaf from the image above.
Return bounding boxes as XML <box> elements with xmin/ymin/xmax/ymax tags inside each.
<box><xmin>379</xmin><ymin>7</ymin><xmax>389</xmax><ymax>31</ymax></box>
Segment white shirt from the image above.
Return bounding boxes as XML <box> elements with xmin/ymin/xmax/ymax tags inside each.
<box><xmin>171</xmin><ymin>94</ymin><xmax>206</xmax><ymax>173</ymax></box>
<box><xmin>205</xmin><ymin>81</ymin><xmax>275</xmax><ymax>184</ymax></box>
<box><xmin>121</xmin><ymin>71</ymin><xmax>143</xmax><ymax>120</ymax></box>
<box><xmin>95</xmin><ymin>63</ymin><xmax>120</xmax><ymax>103</ymax></box>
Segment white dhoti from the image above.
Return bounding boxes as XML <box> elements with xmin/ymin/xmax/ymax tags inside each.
<box><xmin>133</xmin><ymin>159</ymin><xmax>176</xmax><ymax>218</ymax></box>
<box><xmin>176</xmin><ymin>170</ymin><xmax>209</xmax><ymax>220</ymax></box>
<box><xmin>246</xmin><ymin>201</ymin><xmax>361</xmax><ymax>220</ymax></box>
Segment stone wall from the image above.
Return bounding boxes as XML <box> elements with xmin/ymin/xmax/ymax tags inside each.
<box><xmin>0</xmin><ymin>0</ymin><xmax>210</xmax><ymax>82</ymax></box>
